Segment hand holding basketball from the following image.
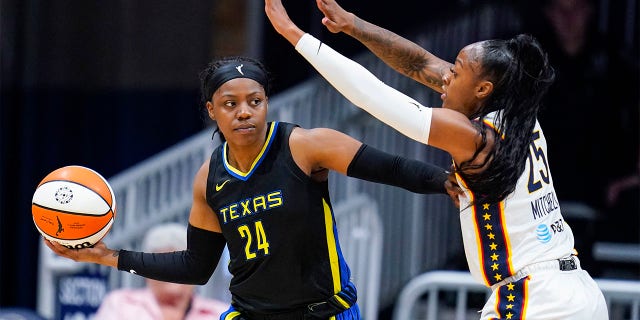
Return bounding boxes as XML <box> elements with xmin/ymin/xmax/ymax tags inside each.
<box><xmin>32</xmin><ymin>165</ymin><xmax>117</xmax><ymax>249</ymax></box>
<box><xmin>43</xmin><ymin>237</ymin><xmax>119</xmax><ymax>267</ymax></box>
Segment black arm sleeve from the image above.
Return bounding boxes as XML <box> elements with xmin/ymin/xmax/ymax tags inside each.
<box><xmin>347</xmin><ymin>144</ymin><xmax>448</xmax><ymax>194</ymax></box>
<box><xmin>117</xmin><ymin>223</ymin><xmax>226</xmax><ymax>285</ymax></box>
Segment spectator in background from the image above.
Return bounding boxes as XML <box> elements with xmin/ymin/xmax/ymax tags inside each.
<box><xmin>604</xmin><ymin>152</ymin><xmax>640</xmax><ymax>245</ymax></box>
<box><xmin>520</xmin><ymin>0</ymin><xmax>639</xmax><ymax>269</ymax></box>
<box><xmin>93</xmin><ymin>223</ymin><xmax>229</xmax><ymax>320</ymax></box>
<box><xmin>522</xmin><ymin>0</ymin><xmax>638</xmax><ymax>212</ymax></box>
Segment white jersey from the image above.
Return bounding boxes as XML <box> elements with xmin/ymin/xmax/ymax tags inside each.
<box><xmin>292</xmin><ymin>33</ymin><xmax>608</xmax><ymax>318</ymax></box>
<box><xmin>456</xmin><ymin>112</ymin><xmax>575</xmax><ymax>287</ymax></box>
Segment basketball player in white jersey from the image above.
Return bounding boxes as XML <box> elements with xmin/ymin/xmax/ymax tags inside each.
<box><xmin>264</xmin><ymin>0</ymin><xmax>609</xmax><ymax>318</ymax></box>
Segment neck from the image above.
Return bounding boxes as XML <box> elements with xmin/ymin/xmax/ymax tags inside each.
<box><xmin>226</xmin><ymin>124</ymin><xmax>271</xmax><ymax>173</ymax></box>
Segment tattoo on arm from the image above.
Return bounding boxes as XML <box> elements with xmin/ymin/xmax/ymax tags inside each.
<box><xmin>352</xmin><ymin>17</ymin><xmax>445</xmax><ymax>89</ymax></box>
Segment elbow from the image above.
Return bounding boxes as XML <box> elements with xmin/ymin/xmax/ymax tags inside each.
<box><xmin>192</xmin><ymin>276</ymin><xmax>210</xmax><ymax>286</ymax></box>
<box><xmin>179</xmin><ymin>269</ymin><xmax>213</xmax><ymax>285</ymax></box>
<box><xmin>188</xmin><ymin>266</ymin><xmax>215</xmax><ymax>285</ymax></box>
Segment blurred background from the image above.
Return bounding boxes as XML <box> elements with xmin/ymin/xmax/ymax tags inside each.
<box><xmin>1</xmin><ymin>0</ymin><xmax>638</xmax><ymax>319</ymax></box>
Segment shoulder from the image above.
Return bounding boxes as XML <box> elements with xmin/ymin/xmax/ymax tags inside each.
<box><xmin>288</xmin><ymin>126</ymin><xmax>337</xmax><ymax>153</ymax></box>
<box><xmin>289</xmin><ymin>125</ymin><xmax>339</xmax><ymax>140</ymax></box>
<box><xmin>192</xmin><ymin>159</ymin><xmax>212</xmax><ymax>195</ymax></box>
<box><xmin>195</xmin><ymin>159</ymin><xmax>211</xmax><ymax>183</ymax></box>
<box><xmin>273</xmin><ymin>121</ymin><xmax>299</xmax><ymax>137</ymax></box>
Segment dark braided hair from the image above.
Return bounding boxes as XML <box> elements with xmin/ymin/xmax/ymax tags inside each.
<box><xmin>197</xmin><ymin>56</ymin><xmax>273</xmax><ymax>141</ymax></box>
<box><xmin>457</xmin><ymin>34</ymin><xmax>555</xmax><ymax>204</ymax></box>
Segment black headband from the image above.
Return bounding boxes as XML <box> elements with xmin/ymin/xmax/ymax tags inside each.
<box><xmin>207</xmin><ymin>62</ymin><xmax>269</xmax><ymax>99</ymax></box>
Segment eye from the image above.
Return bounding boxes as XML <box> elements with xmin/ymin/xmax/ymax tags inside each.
<box><xmin>449</xmin><ymin>67</ymin><xmax>457</xmax><ymax>76</ymax></box>
<box><xmin>224</xmin><ymin>100</ymin><xmax>236</xmax><ymax>108</ymax></box>
<box><xmin>251</xmin><ymin>98</ymin><xmax>262</xmax><ymax>106</ymax></box>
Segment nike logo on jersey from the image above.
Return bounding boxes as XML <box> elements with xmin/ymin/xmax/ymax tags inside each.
<box><xmin>216</xmin><ymin>179</ymin><xmax>231</xmax><ymax>192</ymax></box>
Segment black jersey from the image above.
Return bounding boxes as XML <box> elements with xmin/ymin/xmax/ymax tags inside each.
<box><xmin>206</xmin><ymin>121</ymin><xmax>356</xmax><ymax>314</ymax></box>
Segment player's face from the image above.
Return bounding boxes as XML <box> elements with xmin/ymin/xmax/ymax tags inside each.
<box><xmin>440</xmin><ymin>43</ymin><xmax>487</xmax><ymax>118</ymax></box>
<box><xmin>207</xmin><ymin>78</ymin><xmax>269</xmax><ymax>147</ymax></box>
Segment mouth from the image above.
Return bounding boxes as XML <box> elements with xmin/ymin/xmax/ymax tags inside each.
<box><xmin>234</xmin><ymin>123</ymin><xmax>256</xmax><ymax>133</ymax></box>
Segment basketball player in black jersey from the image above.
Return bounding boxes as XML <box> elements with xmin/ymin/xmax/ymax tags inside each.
<box><xmin>44</xmin><ymin>56</ymin><xmax>461</xmax><ymax>320</ymax></box>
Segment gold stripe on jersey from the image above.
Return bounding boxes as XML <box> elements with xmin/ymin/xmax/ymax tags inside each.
<box><xmin>322</xmin><ymin>198</ymin><xmax>341</xmax><ymax>294</ymax></box>
<box><xmin>475</xmin><ymin>199</ymin><xmax>514</xmax><ymax>286</ymax></box>
<box><xmin>493</xmin><ymin>276</ymin><xmax>529</xmax><ymax>319</ymax></box>
<box><xmin>455</xmin><ymin>172</ymin><xmax>490</xmax><ymax>286</ymax></box>
<box><xmin>499</xmin><ymin>203</ymin><xmax>514</xmax><ymax>272</ymax></box>
<box><xmin>482</xmin><ymin>118</ymin><xmax>505</xmax><ymax>140</ymax></box>
<box><xmin>223</xmin><ymin>122</ymin><xmax>278</xmax><ymax>180</ymax></box>
<box><xmin>455</xmin><ymin>171</ymin><xmax>515</xmax><ymax>286</ymax></box>
<box><xmin>223</xmin><ymin>311</ymin><xmax>242</xmax><ymax>320</ymax></box>
<box><xmin>470</xmin><ymin>192</ymin><xmax>490</xmax><ymax>286</ymax></box>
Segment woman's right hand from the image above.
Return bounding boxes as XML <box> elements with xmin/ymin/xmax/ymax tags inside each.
<box><xmin>264</xmin><ymin>0</ymin><xmax>305</xmax><ymax>46</ymax></box>
<box><xmin>44</xmin><ymin>238</ymin><xmax>119</xmax><ymax>268</ymax></box>
<box><xmin>316</xmin><ymin>0</ymin><xmax>355</xmax><ymax>35</ymax></box>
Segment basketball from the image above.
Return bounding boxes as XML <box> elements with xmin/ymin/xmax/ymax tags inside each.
<box><xmin>32</xmin><ymin>165</ymin><xmax>117</xmax><ymax>249</ymax></box>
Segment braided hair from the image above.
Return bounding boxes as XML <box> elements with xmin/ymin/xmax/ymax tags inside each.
<box><xmin>457</xmin><ymin>34</ymin><xmax>556</xmax><ymax>204</ymax></box>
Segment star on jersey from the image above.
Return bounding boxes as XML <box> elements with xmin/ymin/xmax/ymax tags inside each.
<box><xmin>478</xmin><ymin>202</ymin><xmax>510</xmax><ymax>286</ymax></box>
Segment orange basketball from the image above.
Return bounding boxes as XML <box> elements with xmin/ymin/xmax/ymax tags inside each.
<box><xmin>32</xmin><ymin>165</ymin><xmax>116</xmax><ymax>249</ymax></box>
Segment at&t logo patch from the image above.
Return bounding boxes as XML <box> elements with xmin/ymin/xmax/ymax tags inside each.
<box><xmin>536</xmin><ymin>224</ymin><xmax>552</xmax><ymax>243</ymax></box>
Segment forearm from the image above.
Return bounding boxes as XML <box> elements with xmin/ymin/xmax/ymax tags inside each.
<box><xmin>117</xmin><ymin>224</ymin><xmax>225</xmax><ymax>285</ymax></box>
<box><xmin>296</xmin><ymin>33</ymin><xmax>432</xmax><ymax>144</ymax></box>
<box><xmin>347</xmin><ymin>144</ymin><xmax>448</xmax><ymax>194</ymax></box>
<box><xmin>347</xmin><ymin>16</ymin><xmax>449</xmax><ymax>92</ymax></box>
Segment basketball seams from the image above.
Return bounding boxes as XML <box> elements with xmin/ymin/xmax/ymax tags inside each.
<box><xmin>31</xmin><ymin>202</ymin><xmax>113</xmax><ymax>217</ymax></box>
<box><xmin>35</xmin><ymin>180</ymin><xmax>113</xmax><ymax>212</ymax></box>
<box><xmin>32</xmin><ymin>206</ymin><xmax>114</xmax><ymax>238</ymax></box>
<box><xmin>39</xmin><ymin>166</ymin><xmax>113</xmax><ymax>207</ymax></box>
<box><xmin>36</xmin><ymin>218</ymin><xmax>114</xmax><ymax>247</ymax></box>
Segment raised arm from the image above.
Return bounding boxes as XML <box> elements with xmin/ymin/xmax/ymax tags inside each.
<box><xmin>264</xmin><ymin>0</ymin><xmax>479</xmax><ymax>163</ymax></box>
<box><xmin>315</xmin><ymin>0</ymin><xmax>452</xmax><ymax>93</ymax></box>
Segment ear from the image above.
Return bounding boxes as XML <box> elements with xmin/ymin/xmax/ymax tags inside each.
<box><xmin>476</xmin><ymin>80</ymin><xmax>493</xmax><ymax>99</ymax></box>
<box><xmin>206</xmin><ymin>101</ymin><xmax>215</xmax><ymax>121</ymax></box>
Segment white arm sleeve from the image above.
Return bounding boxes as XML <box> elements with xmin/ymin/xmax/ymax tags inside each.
<box><xmin>295</xmin><ymin>33</ymin><xmax>432</xmax><ymax>144</ymax></box>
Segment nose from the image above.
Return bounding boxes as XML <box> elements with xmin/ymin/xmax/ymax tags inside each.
<box><xmin>236</xmin><ymin>102</ymin><xmax>252</xmax><ymax>119</ymax></box>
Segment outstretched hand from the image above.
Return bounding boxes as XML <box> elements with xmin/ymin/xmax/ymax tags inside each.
<box><xmin>316</xmin><ymin>0</ymin><xmax>355</xmax><ymax>34</ymax></box>
<box><xmin>43</xmin><ymin>238</ymin><xmax>119</xmax><ymax>267</ymax></box>
<box><xmin>264</xmin><ymin>0</ymin><xmax>305</xmax><ymax>46</ymax></box>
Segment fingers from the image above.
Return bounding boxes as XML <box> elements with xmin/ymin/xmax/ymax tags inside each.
<box><xmin>316</xmin><ymin>0</ymin><xmax>341</xmax><ymax>32</ymax></box>
<box><xmin>321</xmin><ymin>17</ymin><xmax>340</xmax><ymax>33</ymax></box>
<box><xmin>43</xmin><ymin>237</ymin><xmax>75</xmax><ymax>260</ymax></box>
<box><xmin>316</xmin><ymin>0</ymin><xmax>330</xmax><ymax>16</ymax></box>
